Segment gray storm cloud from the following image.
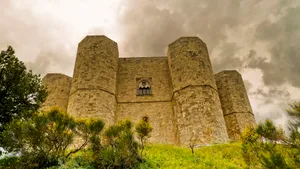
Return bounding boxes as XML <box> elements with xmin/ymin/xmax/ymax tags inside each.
<box><xmin>0</xmin><ymin>0</ymin><xmax>75</xmax><ymax>76</ymax></box>
<box><xmin>117</xmin><ymin>0</ymin><xmax>244</xmax><ymax>58</ymax></box>
<box><xmin>249</xmin><ymin>5</ymin><xmax>300</xmax><ymax>88</ymax></box>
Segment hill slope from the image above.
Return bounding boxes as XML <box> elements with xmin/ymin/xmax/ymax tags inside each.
<box><xmin>53</xmin><ymin>143</ymin><xmax>251</xmax><ymax>169</ymax></box>
<box><xmin>139</xmin><ymin>143</ymin><xmax>247</xmax><ymax>169</ymax></box>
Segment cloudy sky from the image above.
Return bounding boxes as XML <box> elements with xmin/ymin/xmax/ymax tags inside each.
<box><xmin>1</xmin><ymin>0</ymin><xmax>300</xmax><ymax>128</ymax></box>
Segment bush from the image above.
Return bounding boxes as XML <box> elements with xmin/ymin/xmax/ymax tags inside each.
<box><xmin>92</xmin><ymin>119</ymin><xmax>140</xmax><ymax>169</ymax></box>
<box><xmin>0</xmin><ymin>108</ymin><xmax>104</xmax><ymax>169</ymax></box>
<box><xmin>135</xmin><ymin>118</ymin><xmax>153</xmax><ymax>158</ymax></box>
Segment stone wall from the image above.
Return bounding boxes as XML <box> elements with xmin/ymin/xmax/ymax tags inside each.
<box><xmin>117</xmin><ymin>57</ymin><xmax>172</xmax><ymax>102</ymax></box>
<box><xmin>168</xmin><ymin>37</ymin><xmax>229</xmax><ymax>146</ymax></box>
<box><xmin>116</xmin><ymin>57</ymin><xmax>175</xmax><ymax>144</ymax></box>
<box><xmin>215</xmin><ymin>70</ymin><xmax>256</xmax><ymax>140</ymax></box>
<box><xmin>68</xmin><ymin>36</ymin><xmax>119</xmax><ymax>126</ymax></box>
<box><xmin>41</xmin><ymin>73</ymin><xmax>71</xmax><ymax>112</ymax></box>
<box><xmin>117</xmin><ymin>102</ymin><xmax>176</xmax><ymax>144</ymax></box>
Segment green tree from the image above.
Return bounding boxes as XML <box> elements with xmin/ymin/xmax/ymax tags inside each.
<box><xmin>0</xmin><ymin>46</ymin><xmax>47</xmax><ymax>132</ymax></box>
<box><xmin>91</xmin><ymin>119</ymin><xmax>140</xmax><ymax>168</ymax></box>
<box><xmin>135</xmin><ymin>118</ymin><xmax>153</xmax><ymax>158</ymax></box>
<box><xmin>285</xmin><ymin>102</ymin><xmax>300</xmax><ymax>166</ymax></box>
<box><xmin>241</xmin><ymin>119</ymin><xmax>289</xmax><ymax>169</ymax></box>
<box><xmin>0</xmin><ymin>108</ymin><xmax>104</xmax><ymax>169</ymax></box>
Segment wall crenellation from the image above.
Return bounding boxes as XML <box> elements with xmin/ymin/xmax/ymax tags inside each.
<box><xmin>42</xmin><ymin>35</ymin><xmax>256</xmax><ymax>146</ymax></box>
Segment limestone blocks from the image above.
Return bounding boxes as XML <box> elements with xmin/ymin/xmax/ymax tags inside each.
<box><xmin>168</xmin><ymin>37</ymin><xmax>228</xmax><ymax>146</ymax></box>
<box><xmin>41</xmin><ymin>73</ymin><xmax>72</xmax><ymax>112</ymax></box>
<box><xmin>67</xmin><ymin>36</ymin><xmax>119</xmax><ymax>126</ymax></box>
<box><xmin>215</xmin><ymin>70</ymin><xmax>256</xmax><ymax>140</ymax></box>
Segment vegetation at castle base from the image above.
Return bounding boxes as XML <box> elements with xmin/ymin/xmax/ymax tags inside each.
<box><xmin>135</xmin><ymin>118</ymin><xmax>153</xmax><ymax>158</ymax></box>
<box><xmin>40</xmin><ymin>142</ymin><xmax>299</xmax><ymax>169</ymax></box>
<box><xmin>0</xmin><ymin>46</ymin><xmax>47</xmax><ymax>134</ymax></box>
<box><xmin>0</xmin><ymin>110</ymin><xmax>154</xmax><ymax>169</ymax></box>
<box><xmin>37</xmin><ymin>143</ymin><xmax>251</xmax><ymax>169</ymax></box>
<box><xmin>0</xmin><ymin>108</ymin><xmax>104</xmax><ymax>169</ymax></box>
<box><xmin>241</xmin><ymin>102</ymin><xmax>300</xmax><ymax>169</ymax></box>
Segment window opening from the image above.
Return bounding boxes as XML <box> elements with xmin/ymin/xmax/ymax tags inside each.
<box><xmin>137</xmin><ymin>80</ymin><xmax>152</xmax><ymax>96</ymax></box>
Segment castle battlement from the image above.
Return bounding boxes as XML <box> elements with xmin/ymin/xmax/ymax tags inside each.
<box><xmin>42</xmin><ymin>35</ymin><xmax>255</xmax><ymax>146</ymax></box>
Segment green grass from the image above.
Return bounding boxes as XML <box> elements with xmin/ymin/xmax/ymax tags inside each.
<box><xmin>49</xmin><ymin>143</ymin><xmax>255</xmax><ymax>169</ymax></box>
<box><xmin>138</xmin><ymin>143</ymin><xmax>247</xmax><ymax>169</ymax></box>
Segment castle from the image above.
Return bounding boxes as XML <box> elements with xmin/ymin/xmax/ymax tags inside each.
<box><xmin>42</xmin><ymin>35</ymin><xmax>256</xmax><ymax>146</ymax></box>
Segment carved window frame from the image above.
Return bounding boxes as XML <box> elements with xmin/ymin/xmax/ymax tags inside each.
<box><xmin>136</xmin><ymin>78</ymin><xmax>152</xmax><ymax>96</ymax></box>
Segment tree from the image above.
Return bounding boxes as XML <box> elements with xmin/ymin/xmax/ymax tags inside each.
<box><xmin>285</xmin><ymin>102</ymin><xmax>300</xmax><ymax>166</ymax></box>
<box><xmin>241</xmin><ymin>119</ymin><xmax>289</xmax><ymax>169</ymax></box>
<box><xmin>0</xmin><ymin>46</ymin><xmax>47</xmax><ymax>132</ymax></box>
<box><xmin>0</xmin><ymin>108</ymin><xmax>104</xmax><ymax>169</ymax></box>
<box><xmin>135</xmin><ymin>118</ymin><xmax>153</xmax><ymax>158</ymax></box>
<box><xmin>91</xmin><ymin>119</ymin><xmax>140</xmax><ymax>168</ymax></box>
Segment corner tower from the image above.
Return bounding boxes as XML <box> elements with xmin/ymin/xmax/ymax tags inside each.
<box><xmin>215</xmin><ymin>70</ymin><xmax>256</xmax><ymax>140</ymax></box>
<box><xmin>168</xmin><ymin>37</ymin><xmax>228</xmax><ymax>146</ymax></box>
<box><xmin>67</xmin><ymin>36</ymin><xmax>118</xmax><ymax>126</ymax></box>
<box><xmin>41</xmin><ymin>73</ymin><xmax>72</xmax><ymax>112</ymax></box>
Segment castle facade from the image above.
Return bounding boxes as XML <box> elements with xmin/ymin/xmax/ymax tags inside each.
<box><xmin>42</xmin><ymin>36</ymin><xmax>256</xmax><ymax>146</ymax></box>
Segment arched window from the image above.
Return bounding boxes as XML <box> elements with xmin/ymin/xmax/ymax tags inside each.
<box><xmin>137</xmin><ymin>80</ymin><xmax>152</xmax><ymax>96</ymax></box>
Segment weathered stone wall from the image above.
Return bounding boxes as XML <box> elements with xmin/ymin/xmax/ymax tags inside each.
<box><xmin>117</xmin><ymin>102</ymin><xmax>176</xmax><ymax>144</ymax></box>
<box><xmin>168</xmin><ymin>37</ymin><xmax>229</xmax><ymax>146</ymax></box>
<box><xmin>68</xmin><ymin>36</ymin><xmax>118</xmax><ymax>126</ymax></box>
<box><xmin>215</xmin><ymin>70</ymin><xmax>256</xmax><ymax>140</ymax></box>
<box><xmin>41</xmin><ymin>73</ymin><xmax>71</xmax><ymax>112</ymax></box>
<box><xmin>116</xmin><ymin>57</ymin><xmax>175</xmax><ymax>144</ymax></box>
<box><xmin>117</xmin><ymin>57</ymin><xmax>172</xmax><ymax>102</ymax></box>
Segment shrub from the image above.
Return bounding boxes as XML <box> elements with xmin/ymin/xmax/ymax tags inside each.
<box><xmin>0</xmin><ymin>108</ymin><xmax>104</xmax><ymax>169</ymax></box>
<box><xmin>135</xmin><ymin>118</ymin><xmax>153</xmax><ymax>157</ymax></box>
<box><xmin>92</xmin><ymin>119</ymin><xmax>140</xmax><ymax>169</ymax></box>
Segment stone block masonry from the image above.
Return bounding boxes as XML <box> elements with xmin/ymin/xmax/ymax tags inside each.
<box><xmin>67</xmin><ymin>36</ymin><xmax>118</xmax><ymax>126</ymax></box>
<box><xmin>168</xmin><ymin>37</ymin><xmax>228</xmax><ymax>146</ymax></box>
<box><xmin>42</xmin><ymin>35</ymin><xmax>256</xmax><ymax>146</ymax></box>
<box><xmin>215</xmin><ymin>70</ymin><xmax>256</xmax><ymax>140</ymax></box>
<box><xmin>41</xmin><ymin>73</ymin><xmax>72</xmax><ymax>112</ymax></box>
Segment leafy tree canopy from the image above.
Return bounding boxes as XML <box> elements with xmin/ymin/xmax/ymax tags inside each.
<box><xmin>0</xmin><ymin>46</ymin><xmax>47</xmax><ymax>132</ymax></box>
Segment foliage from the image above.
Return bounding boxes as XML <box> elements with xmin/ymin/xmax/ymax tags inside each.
<box><xmin>241</xmin><ymin>102</ymin><xmax>300</xmax><ymax>169</ymax></box>
<box><xmin>285</xmin><ymin>101</ymin><xmax>300</xmax><ymax>166</ymax></box>
<box><xmin>241</xmin><ymin>119</ymin><xmax>291</xmax><ymax>169</ymax></box>
<box><xmin>47</xmin><ymin>153</ymin><xmax>96</xmax><ymax>169</ymax></box>
<box><xmin>135</xmin><ymin>118</ymin><xmax>153</xmax><ymax>158</ymax></box>
<box><xmin>0</xmin><ymin>156</ymin><xmax>20</xmax><ymax>169</ymax></box>
<box><xmin>0</xmin><ymin>46</ymin><xmax>47</xmax><ymax>133</ymax></box>
<box><xmin>45</xmin><ymin>143</ymin><xmax>248</xmax><ymax>169</ymax></box>
<box><xmin>91</xmin><ymin>119</ymin><xmax>140</xmax><ymax>169</ymax></box>
<box><xmin>0</xmin><ymin>108</ymin><xmax>104</xmax><ymax>169</ymax></box>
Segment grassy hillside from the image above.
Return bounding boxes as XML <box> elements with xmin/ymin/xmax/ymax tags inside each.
<box><xmin>138</xmin><ymin>143</ymin><xmax>247</xmax><ymax>169</ymax></box>
<box><xmin>54</xmin><ymin>143</ymin><xmax>253</xmax><ymax>169</ymax></box>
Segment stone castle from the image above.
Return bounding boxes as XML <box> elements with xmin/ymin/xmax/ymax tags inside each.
<box><xmin>42</xmin><ymin>35</ymin><xmax>256</xmax><ymax>146</ymax></box>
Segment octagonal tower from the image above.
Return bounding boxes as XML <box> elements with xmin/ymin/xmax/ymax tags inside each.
<box><xmin>67</xmin><ymin>36</ymin><xmax>119</xmax><ymax>126</ymax></box>
<box><xmin>41</xmin><ymin>73</ymin><xmax>72</xmax><ymax>112</ymax></box>
<box><xmin>168</xmin><ymin>37</ymin><xmax>228</xmax><ymax>146</ymax></box>
<box><xmin>215</xmin><ymin>70</ymin><xmax>256</xmax><ymax>140</ymax></box>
